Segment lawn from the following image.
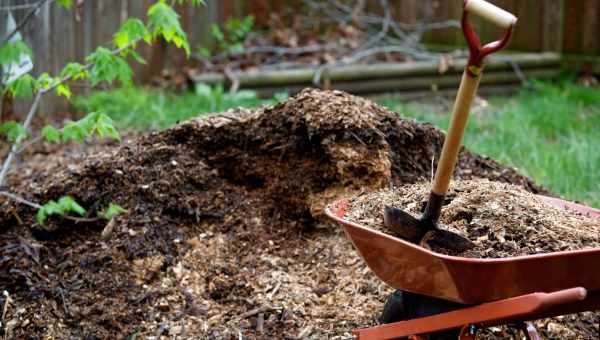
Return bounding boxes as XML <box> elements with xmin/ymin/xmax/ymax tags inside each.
<box><xmin>378</xmin><ymin>80</ymin><xmax>600</xmax><ymax>207</ymax></box>
<box><xmin>73</xmin><ymin>84</ymin><xmax>286</xmax><ymax>130</ymax></box>
<box><xmin>74</xmin><ymin>79</ymin><xmax>599</xmax><ymax>207</ymax></box>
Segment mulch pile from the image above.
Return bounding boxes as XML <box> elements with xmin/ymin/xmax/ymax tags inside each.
<box><xmin>345</xmin><ymin>179</ymin><xmax>600</xmax><ymax>258</ymax></box>
<box><xmin>0</xmin><ymin>89</ymin><xmax>596</xmax><ymax>339</ymax></box>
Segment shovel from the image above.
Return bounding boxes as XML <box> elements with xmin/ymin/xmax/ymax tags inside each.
<box><xmin>384</xmin><ymin>0</ymin><xmax>517</xmax><ymax>252</ymax></box>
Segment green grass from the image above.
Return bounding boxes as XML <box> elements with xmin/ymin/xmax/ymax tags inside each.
<box><xmin>73</xmin><ymin>84</ymin><xmax>286</xmax><ymax>130</ymax></box>
<box><xmin>378</xmin><ymin>80</ymin><xmax>600</xmax><ymax>208</ymax></box>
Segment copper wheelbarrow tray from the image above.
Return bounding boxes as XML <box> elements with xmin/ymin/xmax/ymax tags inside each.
<box><xmin>326</xmin><ymin>195</ymin><xmax>600</xmax><ymax>305</ymax></box>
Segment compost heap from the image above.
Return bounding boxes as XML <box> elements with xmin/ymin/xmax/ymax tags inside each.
<box><xmin>345</xmin><ymin>180</ymin><xmax>600</xmax><ymax>258</ymax></box>
<box><xmin>0</xmin><ymin>89</ymin><xmax>596</xmax><ymax>339</ymax></box>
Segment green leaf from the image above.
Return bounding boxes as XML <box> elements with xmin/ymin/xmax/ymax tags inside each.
<box><xmin>6</xmin><ymin>74</ymin><xmax>37</xmax><ymax>97</ymax></box>
<box><xmin>36</xmin><ymin>73</ymin><xmax>60</xmax><ymax>90</ymax></box>
<box><xmin>41</xmin><ymin>125</ymin><xmax>61</xmax><ymax>143</ymax></box>
<box><xmin>60</xmin><ymin>62</ymin><xmax>88</xmax><ymax>81</ymax></box>
<box><xmin>59</xmin><ymin>196</ymin><xmax>85</xmax><ymax>215</ymax></box>
<box><xmin>86</xmin><ymin>47</ymin><xmax>133</xmax><ymax>86</ymax></box>
<box><xmin>127</xmin><ymin>50</ymin><xmax>147</xmax><ymax>65</ymax></box>
<box><xmin>0</xmin><ymin>121</ymin><xmax>27</xmax><ymax>142</ymax></box>
<box><xmin>36</xmin><ymin>196</ymin><xmax>86</xmax><ymax>225</ymax></box>
<box><xmin>57</xmin><ymin>0</ymin><xmax>73</xmax><ymax>8</ymax></box>
<box><xmin>198</xmin><ymin>47</ymin><xmax>212</xmax><ymax>59</ymax></box>
<box><xmin>56</xmin><ymin>83</ymin><xmax>72</xmax><ymax>99</ymax></box>
<box><xmin>171</xmin><ymin>0</ymin><xmax>205</xmax><ymax>5</ymax></box>
<box><xmin>60</xmin><ymin>112</ymin><xmax>121</xmax><ymax>143</ymax></box>
<box><xmin>0</xmin><ymin>41</ymin><xmax>32</xmax><ymax>68</ymax></box>
<box><xmin>147</xmin><ymin>0</ymin><xmax>191</xmax><ymax>55</ymax></box>
<box><xmin>210</xmin><ymin>24</ymin><xmax>225</xmax><ymax>44</ymax></box>
<box><xmin>92</xmin><ymin>112</ymin><xmax>121</xmax><ymax>141</ymax></box>
<box><xmin>225</xmin><ymin>16</ymin><xmax>254</xmax><ymax>41</ymax></box>
<box><xmin>99</xmin><ymin>203</ymin><xmax>127</xmax><ymax>220</ymax></box>
<box><xmin>114</xmin><ymin>18</ymin><xmax>150</xmax><ymax>49</ymax></box>
<box><xmin>61</xmin><ymin>121</ymin><xmax>88</xmax><ymax>142</ymax></box>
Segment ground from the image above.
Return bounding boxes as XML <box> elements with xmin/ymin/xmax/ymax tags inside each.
<box><xmin>0</xmin><ymin>89</ymin><xmax>596</xmax><ymax>339</ymax></box>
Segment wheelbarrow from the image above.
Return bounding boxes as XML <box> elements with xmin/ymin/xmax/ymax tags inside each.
<box><xmin>326</xmin><ymin>1</ymin><xmax>600</xmax><ymax>339</ymax></box>
<box><xmin>327</xmin><ymin>197</ymin><xmax>600</xmax><ymax>339</ymax></box>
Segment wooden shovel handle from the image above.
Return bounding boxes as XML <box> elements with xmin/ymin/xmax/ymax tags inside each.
<box><xmin>431</xmin><ymin>71</ymin><xmax>481</xmax><ymax>196</ymax></box>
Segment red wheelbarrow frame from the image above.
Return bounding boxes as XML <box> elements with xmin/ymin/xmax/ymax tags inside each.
<box><xmin>326</xmin><ymin>196</ymin><xmax>600</xmax><ymax>339</ymax></box>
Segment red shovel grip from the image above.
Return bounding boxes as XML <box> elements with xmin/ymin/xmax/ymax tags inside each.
<box><xmin>462</xmin><ymin>0</ymin><xmax>516</xmax><ymax>77</ymax></box>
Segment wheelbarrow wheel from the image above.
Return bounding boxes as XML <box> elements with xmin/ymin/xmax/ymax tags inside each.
<box><xmin>380</xmin><ymin>290</ymin><xmax>466</xmax><ymax>340</ymax></box>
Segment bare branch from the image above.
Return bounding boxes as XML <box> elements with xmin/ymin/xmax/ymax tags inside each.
<box><xmin>0</xmin><ymin>190</ymin><xmax>42</xmax><ymax>209</ymax></box>
<box><xmin>356</xmin><ymin>0</ymin><xmax>392</xmax><ymax>51</ymax></box>
<box><xmin>218</xmin><ymin>0</ymin><xmax>462</xmax><ymax>82</ymax></box>
<box><xmin>1</xmin><ymin>0</ymin><xmax>53</xmax><ymax>46</ymax></box>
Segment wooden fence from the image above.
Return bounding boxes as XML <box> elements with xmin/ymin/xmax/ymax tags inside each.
<box><xmin>1</xmin><ymin>0</ymin><xmax>598</xmax><ymax>113</ymax></box>
<box><xmin>4</xmin><ymin>0</ymin><xmax>600</xmax><ymax>81</ymax></box>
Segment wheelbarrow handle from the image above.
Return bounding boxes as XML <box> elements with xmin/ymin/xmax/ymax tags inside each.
<box><xmin>428</xmin><ymin>2</ymin><xmax>516</xmax><ymax>199</ymax></box>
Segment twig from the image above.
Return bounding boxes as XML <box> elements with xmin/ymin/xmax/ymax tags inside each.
<box><xmin>296</xmin><ymin>325</ymin><xmax>313</xmax><ymax>339</ymax></box>
<box><xmin>256</xmin><ymin>313</ymin><xmax>264</xmax><ymax>333</ymax></box>
<box><xmin>350</xmin><ymin>0</ymin><xmax>367</xmax><ymax>24</ymax></box>
<box><xmin>510</xmin><ymin>60</ymin><xmax>527</xmax><ymax>83</ymax></box>
<box><xmin>0</xmin><ymin>191</ymin><xmax>100</xmax><ymax>223</ymax></box>
<box><xmin>1</xmin><ymin>290</ymin><xmax>11</xmax><ymax>323</ymax></box>
<box><xmin>0</xmin><ymin>3</ymin><xmax>46</xmax><ymax>11</ymax></box>
<box><xmin>239</xmin><ymin>306</ymin><xmax>273</xmax><ymax>319</ymax></box>
<box><xmin>0</xmin><ymin>190</ymin><xmax>42</xmax><ymax>209</ymax></box>
<box><xmin>266</xmin><ymin>281</ymin><xmax>282</xmax><ymax>300</ymax></box>
<box><xmin>1</xmin><ymin>0</ymin><xmax>53</xmax><ymax>46</ymax></box>
<box><xmin>15</xmin><ymin>135</ymin><xmax>41</xmax><ymax>154</ymax></box>
<box><xmin>57</xmin><ymin>286</ymin><xmax>71</xmax><ymax>317</ymax></box>
<box><xmin>224</xmin><ymin>67</ymin><xmax>240</xmax><ymax>93</ymax></box>
<box><xmin>355</xmin><ymin>0</ymin><xmax>391</xmax><ymax>51</ymax></box>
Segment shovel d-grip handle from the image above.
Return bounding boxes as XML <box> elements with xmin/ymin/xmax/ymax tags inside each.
<box><xmin>462</xmin><ymin>0</ymin><xmax>516</xmax><ymax>77</ymax></box>
<box><xmin>426</xmin><ymin>1</ymin><xmax>516</xmax><ymax>221</ymax></box>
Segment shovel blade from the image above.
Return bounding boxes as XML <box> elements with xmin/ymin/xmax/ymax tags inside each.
<box><xmin>384</xmin><ymin>205</ymin><xmax>475</xmax><ymax>252</ymax></box>
<box><xmin>383</xmin><ymin>205</ymin><xmax>426</xmax><ymax>242</ymax></box>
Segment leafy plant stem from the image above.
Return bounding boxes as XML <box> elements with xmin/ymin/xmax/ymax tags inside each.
<box><xmin>0</xmin><ymin>90</ymin><xmax>42</xmax><ymax>187</ymax></box>
<box><xmin>0</xmin><ymin>190</ymin><xmax>100</xmax><ymax>223</ymax></box>
<box><xmin>0</xmin><ymin>41</ymin><xmax>136</xmax><ymax>188</ymax></box>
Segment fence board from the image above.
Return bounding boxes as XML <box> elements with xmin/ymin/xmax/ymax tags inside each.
<box><xmin>581</xmin><ymin>0</ymin><xmax>600</xmax><ymax>54</ymax></box>
<box><xmin>1</xmin><ymin>0</ymin><xmax>599</xmax><ymax>115</ymax></box>
<box><xmin>541</xmin><ymin>0</ymin><xmax>563</xmax><ymax>52</ymax></box>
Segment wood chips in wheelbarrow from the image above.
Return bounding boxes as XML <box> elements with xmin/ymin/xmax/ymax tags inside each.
<box><xmin>345</xmin><ymin>179</ymin><xmax>600</xmax><ymax>258</ymax></box>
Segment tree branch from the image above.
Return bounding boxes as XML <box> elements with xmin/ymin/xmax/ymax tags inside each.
<box><xmin>1</xmin><ymin>0</ymin><xmax>53</xmax><ymax>47</ymax></box>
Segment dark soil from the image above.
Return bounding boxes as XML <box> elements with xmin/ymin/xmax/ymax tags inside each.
<box><xmin>345</xmin><ymin>180</ymin><xmax>600</xmax><ymax>258</ymax></box>
<box><xmin>0</xmin><ymin>89</ymin><xmax>595</xmax><ymax>339</ymax></box>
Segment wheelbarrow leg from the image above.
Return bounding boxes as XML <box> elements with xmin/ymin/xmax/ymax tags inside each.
<box><xmin>381</xmin><ymin>290</ymin><xmax>464</xmax><ymax>339</ymax></box>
